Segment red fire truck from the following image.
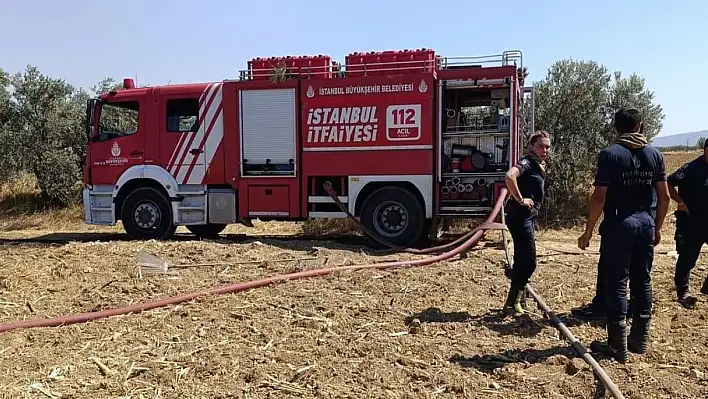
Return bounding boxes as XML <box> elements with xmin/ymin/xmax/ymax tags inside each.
<box><xmin>82</xmin><ymin>48</ymin><xmax>533</xmax><ymax>246</ymax></box>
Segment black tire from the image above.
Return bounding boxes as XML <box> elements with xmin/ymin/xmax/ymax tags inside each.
<box><xmin>187</xmin><ymin>223</ymin><xmax>227</xmax><ymax>239</ymax></box>
<box><xmin>120</xmin><ymin>187</ymin><xmax>177</xmax><ymax>240</ymax></box>
<box><xmin>359</xmin><ymin>186</ymin><xmax>426</xmax><ymax>248</ymax></box>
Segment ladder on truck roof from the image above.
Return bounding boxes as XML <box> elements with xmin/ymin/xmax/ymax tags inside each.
<box><xmin>237</xmin><ymin>49</ymin><xmax>523</xmax><ymax>81</ymax></box>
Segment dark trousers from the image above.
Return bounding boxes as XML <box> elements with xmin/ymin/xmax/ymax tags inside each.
<box><xmin>674</xmin><ymin>211</ymin><xmax>707</xmax><ymax>292</ymax></box>
<box><xmin>508</xmin><ymin>215</ymin><xmax>537</xmax><ymax>288</ymax></box>
<box><xmin>600</xmin><ymin>214</ymin><xmax>655</xmax><ymax>323</ymax></box>
<box><xmin>592</xmin><ymin>241</ymin><xmax>637</xmax><ymax>313</ymax></box>
<box><xmin>592</xmin><ymin>249</ymin><xmax>607</xmax><ymax>309</ymax></box>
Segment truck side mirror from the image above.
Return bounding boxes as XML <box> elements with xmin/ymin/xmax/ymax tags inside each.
<box><xmin>85</xmin><ymin>98</ymin><xmax>100</xmax><ymax>141</ymax></box>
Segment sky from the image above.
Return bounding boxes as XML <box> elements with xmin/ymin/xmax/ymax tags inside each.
<box><xmin>1</xmin><ymin>0</ymin><xmax>705</xmax><ymax>137</ymax></box>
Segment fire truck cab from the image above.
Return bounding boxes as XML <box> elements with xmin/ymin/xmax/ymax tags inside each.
<box><xmin>82</xmin><ymin>48</ymin><xmax>533</xmax><ymax>247</ymax></box>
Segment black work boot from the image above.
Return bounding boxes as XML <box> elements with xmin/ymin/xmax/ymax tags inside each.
<box><xmin>627</xmin><ymin>314</ymin><xmax>651</xmax><ymax>354</ymax></box>
<box><xmin>677</xmin><ymin>287</ymin><xmax>698</xmax><ymax>309</ymax></box>
<box><xmin>571</xmin><ymin>302</ymin><xmax>606</xmax><ymax>322</ymax></box>
<box><xmin>503</xmin><ymin>285</ymin><xmax>524</xmax><ymax>316</ymax></box>
<box><xmin>590</xmin><ymin>319</ymin><xmax>629</xmax><ymax>364</ymax></box>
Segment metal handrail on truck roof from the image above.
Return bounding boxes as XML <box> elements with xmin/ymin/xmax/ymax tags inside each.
<box><xmin>438</xmin><ymin>50</ymin><xmax>523</xmax><ymax>70</ymax></box>
<box><xmin>237</xmin><ymin>50</ymin><xmax>523</xmax><ymax>81</ymax></box>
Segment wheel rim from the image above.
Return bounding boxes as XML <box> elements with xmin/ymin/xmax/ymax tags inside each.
<box><xmin>133</xmin><ymin>200</ymin><xmax>161</xmax><ymax>230</ymax></box>
<box><xmin>372</xmin><ymin>201</ymin><xmax>408</xmax><ymax>238</ymax></box>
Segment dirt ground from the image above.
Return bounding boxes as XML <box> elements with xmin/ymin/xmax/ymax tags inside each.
<box><xmin>0</xmin><ymin>151</ymin><xmax>706</xmax><ymax>399</ymax></box>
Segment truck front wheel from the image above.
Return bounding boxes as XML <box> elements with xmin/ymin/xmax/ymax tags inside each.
<box><xmin>359</xmin><ymin>186</ymin><xmax>425</xmax><ymax>248</ymax></box>
<box><xmin>120</xmin><ymin>187</ymin><xmax>177</xmax><ymax>240</ymax></box>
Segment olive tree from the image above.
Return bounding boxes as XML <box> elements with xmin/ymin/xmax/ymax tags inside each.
<box><xmin>2</xmin><ymin>66</ymin><xmax>86</xmax><ymax>205</ymax></box>
<box><xmin>531</xmin><ymin>59</ymin><xmax>665</xmax><ymax>224</ymax></box>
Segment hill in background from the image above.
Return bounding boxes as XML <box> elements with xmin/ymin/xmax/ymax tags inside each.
<box><xmin>651</xmin><ymin>129</ymin><xmax>707</xmax><ymax>148</ymax></box>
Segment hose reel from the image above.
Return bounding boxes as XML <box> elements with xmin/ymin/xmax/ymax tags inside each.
<box><xmin>451</xmin><ymin>144</ymin><xmax>489</xmax><ymax>171</ymax></box>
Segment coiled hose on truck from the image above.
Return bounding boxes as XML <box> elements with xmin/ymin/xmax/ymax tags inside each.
<box><xmin>0</xmin><ymin>187</ymin><xmax>509</xmax><ymax>334</ymax></box>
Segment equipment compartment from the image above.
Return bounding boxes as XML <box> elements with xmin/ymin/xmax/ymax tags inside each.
<box><xmin>441</xmin><ymin>137</ymin><xmax>510</xmax><ymax>173</ymax></box>
<box><xmin>239</xmin><ymin>88</ymin><xmax>297</xmax><ymax>176</ymax></box>
<box><xmin>247</xmin><ymin>185</ymin><xmax>290</xmax><ymax>217</ymax></box>
<box><xmin>438</xmin><ymin>79</ymin><xmax>513</xmax><ymax>215</ymax></box>
<box><xmin>439</xmin><ymin>175</ymin><xmax>504</xmax><ymax>210</ymax></box>
<box><xmin>442</xmin><ymin>87</ymin><xmax>511</xmax><ymax>134</ymax></box>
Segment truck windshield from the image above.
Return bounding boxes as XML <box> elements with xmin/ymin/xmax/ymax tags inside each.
<box><xmin>97</xmin><ymin>100</ymin><xmax>139</xmax><ymax>140</ymax></box>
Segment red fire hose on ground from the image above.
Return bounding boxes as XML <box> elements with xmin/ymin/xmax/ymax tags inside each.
<box><xmin>0</xmin><ymin>187</ymin><xmax>509</xmax><ymax>334</ymax></box>
<box><xmin>322</xmin><ymin>182</ymin><xmax>488</xmax><ymax>254</ymax></box>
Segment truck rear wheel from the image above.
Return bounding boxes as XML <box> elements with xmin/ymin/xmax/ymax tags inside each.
<box><xmin>121</xmin><ymin>187</ymin><xmax>177</xmax><ymax>240</ymax></box>
<box><xmin>359</xmin><ymin>186</ymin><xmax>425</xmax><ymax>248</ymax></box>
<box><xmin>187</xmin><ymin>223</ymin><xmax>227</xmax><ymax>239</ymax></box>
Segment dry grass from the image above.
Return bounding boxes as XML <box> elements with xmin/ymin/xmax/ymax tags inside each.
<box><xmin>0</xmin><ymin>151</ymin><xmax>706</xmax><ymax>398</ymax></box>
<box><xmin>0</xmin><ymin>174</ymin><xmax>86</xmax><ymax>233</ymax></box>
<box><xmin>662</xmin><ymin>150</ymin><xmax>702</xmax><ymax>213</ymax></box>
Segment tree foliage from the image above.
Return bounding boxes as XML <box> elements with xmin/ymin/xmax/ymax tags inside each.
<box><xmin>0</xmin><ymin>66</ymin><xmax>115</xmax><ymax>205</ymax></box>
<box><xmin>531</xmin><ymin>59</ymin><xmax>665</xmax><ymax>224</ymax></box>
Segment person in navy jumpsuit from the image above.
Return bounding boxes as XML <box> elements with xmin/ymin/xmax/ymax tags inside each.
<box><xmin>666</xmin><ymin>139</ymin><xmax>708</xmax><ymax>308</ymax></box>
<box><xmin>578</xmin><ymin>108</ymin><xmax>670</xmax><ymax>363</ymax></box>
<box><xmin>502</xmin><ymin>131</ymin><xmax>551</xmax><ymax>316</ymax></box>
<box><xmin>571</xmin><ymin>128</ymin><xmax>657</xmax><ymax>323</ymax></box>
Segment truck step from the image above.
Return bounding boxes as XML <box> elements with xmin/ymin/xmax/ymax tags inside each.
<box><xmin>438</xmin><ymin>206</ymin><xmax>492</xmax><ymax>217</ymax></box>
<box><xmin>177</xmin><ymin>191</ymin><xmax>205</xmax><ymax>196</ymax></box>
<box><xmin>177</xmin><ymin>206</ymin><xmax>204</xmax><ymax>211</ymax></box>
<box><xmin>440</xmin><ymin>206</ymin><xmax>492</xmax><ymax>212</ymax></box>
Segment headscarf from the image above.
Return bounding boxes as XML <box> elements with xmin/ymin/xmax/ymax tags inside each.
<box><xmin>615</xmin><ymin>132</ymin><xmax>648</xmax><ymax>149</ymax></box>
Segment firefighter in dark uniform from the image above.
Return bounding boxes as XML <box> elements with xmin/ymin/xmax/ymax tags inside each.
<box><xmin>572</xmin><ymin>132</ymin><xmax>658</xmax><ymax>323</ymax></box>
<box><xmin>577</xmin><ymin>108</ymin><xmax>669</xmax><ymax>363</ymax></box>
<box><xmin>502</xmin><ymin>131</ymin><xmax>551</xmax><ymax>316</ymax></box>
<box><xmin>667</xmin><ymin>139</ymin><xmax>708</xmax><ymax>308</ymax></box>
